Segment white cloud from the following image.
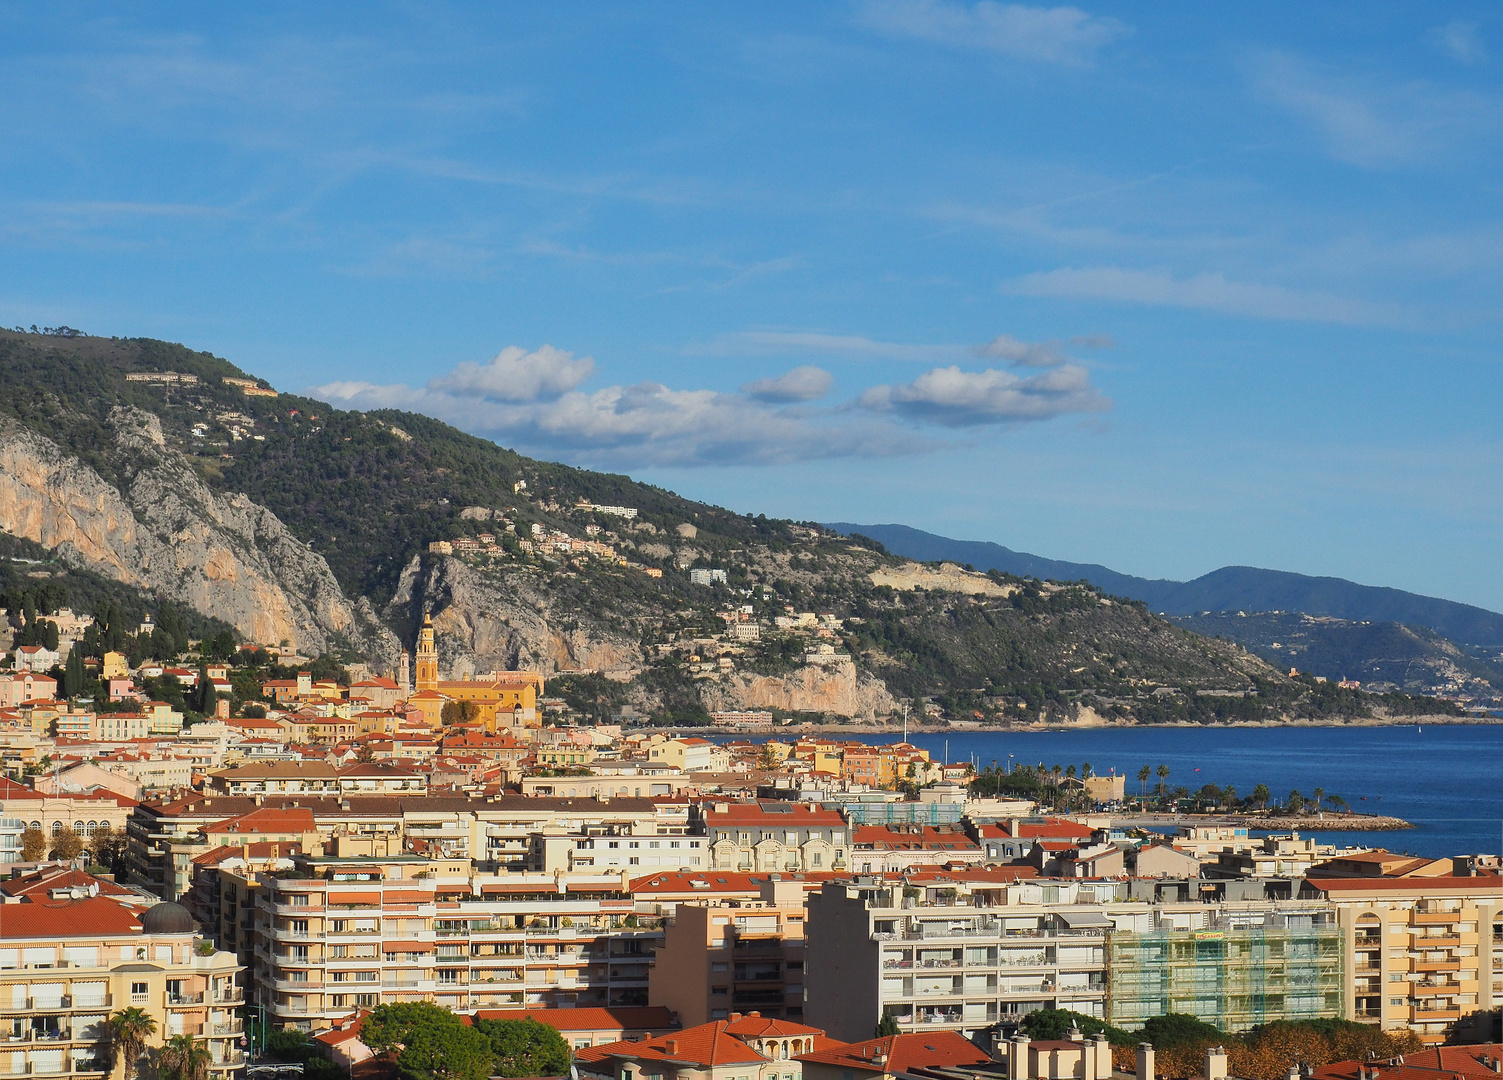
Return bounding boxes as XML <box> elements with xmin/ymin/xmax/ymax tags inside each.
<box><xmin>428</xmin><ymin>344</ymin><xmax>593</xmax><ymax>402</ymax></box>
<box><xmin>1247</xmin><ymin>51</ymin><xmax>1497</xmax><ymax>168</ymax></box>
<box><xmin>741</xmin><ymin>365</ymin><xmax>834</xmax><ymax>402</ymax></box>
<box><xmin>858</xmin><ymin>0</ymin><xmax>1129</xmax><ymax>67</ymax></box>
<box><xmin>1432</xmin><ymin>21</ymin><xmax>1486</xmax><ymax>65</ymax></box>
<box><xmin>311</xmin><ymin>349</ymin><xmax>922</xmax><ymax>467</ymax></box>
<box><xmin>974</xmin><ymin>333</ymin><xmax>1068</xmax><ymax>366</ymax></box>
<box><xmin>1010</xmin><ymin>266</ymin><xmax>1406</xmax><ymax>325</ymax></box>
<box><xmin>860</xmin><ymin>364</ymin><xmax>1109</xmax><ymax>426</ymax></box>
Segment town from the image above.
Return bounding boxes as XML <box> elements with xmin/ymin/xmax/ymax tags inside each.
<box><xmin>0</xmin><ymin>609</ymin><xmax>1499</xmax><ymax>1080</ymax></box>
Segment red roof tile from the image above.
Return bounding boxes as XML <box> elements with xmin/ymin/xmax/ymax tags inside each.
<box><xmin>796</xmin><ymin>1032</ymin><xmax>989</xmax><ymax>1074</ymax></box>
<box><xmin>577</xmin><ymin>1022</ymin><xmax>768</xmax><ymax>1068</ymax></box>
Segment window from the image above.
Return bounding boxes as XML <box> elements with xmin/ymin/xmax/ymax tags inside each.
<box><xmin>812</xmin><ymin>853</ymin><xmax>822</xmax><ymax>867</ymax></box>
<box><xmin>130</xmin><ymin>982</ymin><xmax>148</xmax><ymax>1003</ymax></box>
<box><xmin>713</xmin><ymin>986</ymin><xmax>728</xmax><ymax>995</ymax></box>
<box><xmin>608</xmin><ymin>842</ymin><xmax>619</xmax><ymax>849</ymax></box>
<box><xmin>629</xmin><ymin>857</ymin><xmax>639</xmax><ymax>866</ymax></box>
<box><xmin>713</xmin><ymin>963</ymin><xmax>728</xmax><ymax>972</ymax></box>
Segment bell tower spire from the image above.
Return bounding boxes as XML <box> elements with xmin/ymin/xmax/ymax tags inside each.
<box><xmin>414</xmin><ymin>610</ymin><xmax>439</xmax><ymax>691</ymax></box>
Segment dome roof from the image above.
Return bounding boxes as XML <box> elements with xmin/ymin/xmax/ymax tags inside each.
<box><xmin>140</xmin><ymin>901</ymin><xmax>197</xmax><ymax>935</ymax></box>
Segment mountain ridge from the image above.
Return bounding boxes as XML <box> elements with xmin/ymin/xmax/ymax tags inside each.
<box><xmin>826</xmin><ymin>522</ymin><xmax>1503</xmax><ymax>648</ymax></box>
<box><xmin>0</xmin><ymin>328</ymin><xmax>1463</xmax><ymax>724</ymax></box>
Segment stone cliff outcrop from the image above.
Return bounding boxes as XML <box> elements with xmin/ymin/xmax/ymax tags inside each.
<box><xmin>0</xmin><ymin>408</ymin><xmax>395</xmax><ymax>658</ymax></box>
<box><xmin>386</xmin><ymin>554</ymin><xmax>642</xmax><ymax>678</ymax></box>
<box><xmin>699</xmin><ymin>659</ymin><xmax>899</xmax><ymax>722</ymax></box>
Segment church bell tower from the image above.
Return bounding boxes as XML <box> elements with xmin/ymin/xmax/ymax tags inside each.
<box><xmin>414</xmin><ymin>611</ymin><xmax>439</xmax><ymax>692</ymax></box>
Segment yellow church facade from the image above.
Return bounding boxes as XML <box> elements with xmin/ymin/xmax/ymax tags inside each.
<box><xmin>412</xmin><ymin>612</ymin><xmax>543</xmax><ymax>729</ymax></box>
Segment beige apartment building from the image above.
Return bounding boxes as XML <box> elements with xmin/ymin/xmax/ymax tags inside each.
<box><xmin>0</xmin><ymin>868</ymin><xmax>244</xmax><ymax>1080</ymax></box>
<box><xmin>1306</xmin><ymin>872</ymin><xmax>1503</xmax><ymax>1044</ymax></box>
<box><xmin>648</xmin><ymin>878</ymin><xmax>808</xmax><ymax>1025</ymax></box>
<box><xmin>243</xmin><ymin>841</ymin><xmax>665</xmax><ymax>1032</ymax></box>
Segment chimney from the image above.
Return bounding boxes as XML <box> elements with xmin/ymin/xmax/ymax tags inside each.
<box><xmin>1205</xmin><ymin>1046</ymin><xmax>1228</xmax><ymax>1080</ymax></box>
<box><xmin>1009</xmin><ymin>1036</ymin><xmax>1030</xmax><ymax>1080</ymax></box>
<box><xmin>1287</xmin><ymin>1066</ymin><xmax>1301</xmax><ymax>1080</ymax></box>
<box><xmin>1094</xmin><ymin>1033</ymin><xmax>1112</xmax><ymax>1080</ymax></box>
<box><xmin>664</xmin><ymin>1040</ymin><xmax>678</xmax><ymax>1057</ymax></box>
<box><xmin>1137</xmin><ymin>1043</ymin><xmax>1155</xmax><ymax>1080</ymax></box>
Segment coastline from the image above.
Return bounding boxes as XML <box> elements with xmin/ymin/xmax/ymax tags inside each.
<box><xmin>662</xmin><ymin>711</ymin><xmax>1493</xmax><ymax>737</ymax></box>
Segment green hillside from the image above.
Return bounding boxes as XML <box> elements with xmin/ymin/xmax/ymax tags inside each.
<box><xmin>0</xmin><ymin>328</ymin><xmax>1465</xmax><ymax>724</ymax></box>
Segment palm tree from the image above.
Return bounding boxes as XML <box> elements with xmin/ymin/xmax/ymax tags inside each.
<box><xmin>1224</xmin><ymin>784</ymin><xmax>1237</xmax><ymax>806</ymax></box>
<box><xmin>1312</xmin><ymin>787</ymin><xmax>1325</xmax><ymax>814</ymax></box>
<box><xmin>157</xmin><ymin>1034</ymin><xmax>212</xmax><ymax>1080</ymax></box>
<box><xmin>1137</xmin><ymin>765</ymin><xmax>1151</xmax><ymax>797</ymax></box>
<box><xmin>1081</xmin><ymin>762</ymin><xmax>1092</xmax><ymax>779</ymax></box>
<box><xmin>105</xmin><ymin>1007</ymin><xmax>157</xmax><ymax>1080</ymax></box>
<box><xmin>1155</xmin><ymin>764</ymin><xmax>1169</xmax><ymax>796</ymax></box>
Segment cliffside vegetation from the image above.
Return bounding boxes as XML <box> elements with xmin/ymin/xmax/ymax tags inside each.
<box><xmin>0</xmin><ymin>329</ymin><xmax>1470</xmax><ymax>724</ymax></box>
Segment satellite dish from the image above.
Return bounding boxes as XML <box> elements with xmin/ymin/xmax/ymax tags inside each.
<box><xmin>69</xmin><ymin>886</ymin><xmax>85</xmax><ymax>899</ymax></box>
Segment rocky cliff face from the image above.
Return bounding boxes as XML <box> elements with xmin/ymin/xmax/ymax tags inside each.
<box><xmin>0</xmin><ymin>408</ymin><xmax>395</xmax><ymax>658</ymax></box>
<box><xmin>385</xmin><ymin>554</ymin><xmax>643</xmax><ymax>678</ymax></box>
<box><xmin>699</xmin><ymin>659</ymin><xmax>898</xmax><ymax>722</ymax></box>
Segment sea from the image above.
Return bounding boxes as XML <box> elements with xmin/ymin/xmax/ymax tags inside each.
<box><xmin>772</xmin><ymin>725</ymin><xmax>1503</xmax><ymax>860</ymax></box>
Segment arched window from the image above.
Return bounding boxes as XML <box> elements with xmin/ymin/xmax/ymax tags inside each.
<box><xmin>73</xmin><ymin>821</ymin><xmax>84</xmax><ymax>834</ymax></box>
<box><xmin>29</xmin><ymin>821</ymin><xmax>40</xmax><ymax>831</ymax></box>
<box><xmin>51</xmin><ymin>821</ymin><xmax>63</xmax><ymax>836</ymax></box>
<box><xmin>85</xmin><ymin>822</ymin><xmax>98</xmax><ymax>837</ymax></box>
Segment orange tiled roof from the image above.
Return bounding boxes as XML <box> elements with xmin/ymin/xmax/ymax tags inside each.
<box><xmin>577</xmin><ymin>1021</ymin><xmax>766</xmax><ymax>1068</ymax></box>
<box><xmin>796</xmin><ymin>1031</ymin><xmax>990</xmax><ymax>1074</ymax></box>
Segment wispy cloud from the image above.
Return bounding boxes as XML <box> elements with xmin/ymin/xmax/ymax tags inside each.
<box><xmin>1010</xmin><ymin>266</ymin><xmax>1409</xmax><ymax>325</ymax></box>
<box><xmin>1246</xmin><ymin>51</ymin><xmax>1500</xmax><ymax>168</ymax></box>
<box><xmin>1431</xmin><ymin>21</ymin><xmax>1486</xmax><ymax>65</ymax></box>
<box><xmin>857</xmin><ymin>0</ymin><xmax>1129</xmax><ymax>67</ymax></box>
<box><xmin>704</xmin><ymin>329</ymin><xmax>967</xmax><ymax>363</ymax></box>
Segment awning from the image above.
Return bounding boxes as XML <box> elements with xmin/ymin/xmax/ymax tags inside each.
<box><xmin>1057</xmin><ymin>910</ymin><xmax>1112</xmax><ymax>928</ymax></box>
<box><xmin>383</xmin><ymin>941</ymin><xmax>433</xmax><ymax>953</ymax></box>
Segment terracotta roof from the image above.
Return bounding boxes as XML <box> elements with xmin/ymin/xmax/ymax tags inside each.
<box><xmin>0</xmin><ymin>895</ymin><xmax>145</xmax><ymax>938</ymax></box>
<box><xmin>1313</xmin><ymin>1045</ymin><xmax>1503</xmax><ymax>1080</ymax></box>
<box><xmin>1307</xmin><ymin>875</ymin><xmax>1503</xmax><ymax>893</ymax></box>
<box><xmin>577</xmin><ymin>1021</ymin><xmax>766</xmax><ymax>1068</ymax></box>
<box><xmin>706</xmin><ymin>801</ymin><xmax>845</xmax><ymax>826</ymax></box>
<box><xmin>853</xmin><ymin>825</ymin><xmax>980</xmax><ymax>851</ymax></box>
<box><xmin>723</xmin><ymin>1015</ymin><xmax>825</xmax><ymax>1040</ymax></box>
<box><xmin>2</xmin><ymin>867</ymin><xmax>135</xmax><ymax>899</ymax></box>
<box><xmin>204</xmin><ymin>806</ymin><xmax>319</xmax><ymax>834</ymax></box>
<box><xmin>979</xmin><ymin>818</ymin><xmax>1094</xmax><ymax>841</ymax></box>
<box><xmin>797</xmin><ymin>1032</ymin><xmax>989</xmax><ymax>1074</ymax></box>
<box><xmin>472</xmin><ymin>1007</ymin><xmax>676</xmax><ymax>1032</ymax></box>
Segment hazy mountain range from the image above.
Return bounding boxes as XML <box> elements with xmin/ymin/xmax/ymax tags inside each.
<box><xmin>826</xmin><ymin>522</ymin><xmax>1503</xmax><ymax>649</ymax></box>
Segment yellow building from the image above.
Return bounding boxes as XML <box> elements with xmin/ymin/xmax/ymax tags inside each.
<box><xmin>411</xmin><ymin>613</ymin><xmax>543</xmax><ymax>726</ymax></box>
<box><xmin>101</xmin><ymin>652</ymin><xmax>129</xmax><ymax>680</ymax></box>
<box><xmin>0</xmin><ymin>867</ymin><xmax>244</xmax><ymax>1079</ymax></box>
<box><xmin>1306</xmin><ymin>870</ymin><xmax>1503</xmax><ymax>1044</ymax></box>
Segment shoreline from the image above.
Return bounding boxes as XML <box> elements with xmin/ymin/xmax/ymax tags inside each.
<box><xmin>1113</xmin><ymin>811</ymin><xmax>1414</xmax><ymax>833</ymax></box>
<box><xmin>661</xmin><ymin>712</ymin><xmax>1494</xmax><ymax>737</ymax></box>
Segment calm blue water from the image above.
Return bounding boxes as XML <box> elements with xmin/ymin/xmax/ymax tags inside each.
<box><xmin>876</xmin><ymin>725</ymin><xmax>1503</xmax><ymax>859</ymax></box>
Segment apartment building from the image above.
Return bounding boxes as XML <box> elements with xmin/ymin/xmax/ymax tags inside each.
<box><xmin>246</xmin><ymin>844</ymin><xmax>664</xmax><ymax>1032</ymax></box>
<box><xmin>699</xmin><ymin>802</ymin><xmax>849</xmax><ymax>873</ymax></box>
<box><xmin>804</xmin><ymin>877</ymin><xmax>1343</xmax><ymax>1043</ymax></box>
<box><xmin>1305</xmin><ymin>872</ymin><xmax>1503</xmax><ymax>1044</ymax></box>
<box><xmin>648</xmin><ymin>878</ymin><xmax>808</xmax><ymax>1025</ymax></box>
<box><xmin>0</xmin><ymin>868</ymin><xmax>244</xmax><ymax>1080</ymax></box>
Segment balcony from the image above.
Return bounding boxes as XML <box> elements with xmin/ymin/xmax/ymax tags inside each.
<box><xmin>1411</xmin><ymin>911</ymin><xmax>1462</xmax><ymax>926</ymax></box>
<box><xmin>1411</xmin><ymin>1005</ymin><xmax>1460</xmax><ymax>1021</ymax></box>
<box><xmin>208</xmin><ymin>1021</ymin><xmax>243</xmax><ymax>1037</ymax></box>
<box><xmin>1410</xmin><ymin>934</ymin><xmax>1461</xmax><ymax>947</ymax></box>
<box><xmin>1412</xmin><ymin>958</ymin><xmax>1461</xmax><ymax>973</ymax></box>
<box><xmin>212</xmin><ymin>988</ymin><xmax>244</xmax><ymax>1004</ymax></box>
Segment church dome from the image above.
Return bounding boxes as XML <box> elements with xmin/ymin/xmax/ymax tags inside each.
<box><xmin>141</xmin><ymin>901</ymin><xmax>197</xmax><ymax>935</ymax></box>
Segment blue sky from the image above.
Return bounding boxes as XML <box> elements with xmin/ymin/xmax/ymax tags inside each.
<box><xmin>4</xmin><ymin>3</ymin><xmax>1502</xmax><ymax>610</ymax></box>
